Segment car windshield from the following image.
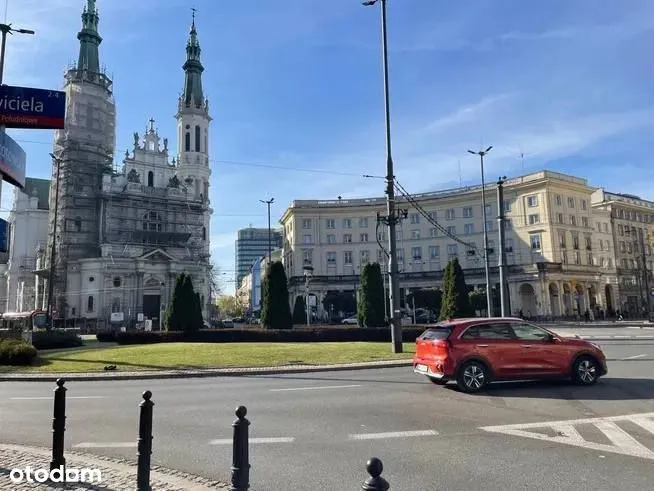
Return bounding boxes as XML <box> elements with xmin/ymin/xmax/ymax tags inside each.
<box><xmin>419</xmin><ymin>325</ymin><xmax>453</xmax><ymax>340</ymax></box>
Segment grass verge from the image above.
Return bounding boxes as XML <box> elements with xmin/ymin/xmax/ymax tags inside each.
<box><xmin>0</xmin><ymin>342</ymin><xmax>415</xmax><ymax>373</ymax></box>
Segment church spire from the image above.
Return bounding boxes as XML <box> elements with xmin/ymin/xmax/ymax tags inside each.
<box><xmin>77</xmin><ymin>0</ymin><xmax>103</xmax><ymax>74</ymax></box>
<box><xmin>181</xmin><ymin>8</ymin><xmax>205</xmax><ymax>109</ymax></box>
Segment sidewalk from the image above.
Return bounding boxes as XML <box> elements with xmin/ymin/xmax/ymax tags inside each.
<box><xmin>0</xmin><ymin>443</ymin><xmax>228</xmax><ymax>490</ymax></box>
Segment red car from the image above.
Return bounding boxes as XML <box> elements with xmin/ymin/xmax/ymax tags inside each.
<box><xmin>413</xmin><ymin>317</ymin><xmax>608</xmax><ymax>393</ymax></box>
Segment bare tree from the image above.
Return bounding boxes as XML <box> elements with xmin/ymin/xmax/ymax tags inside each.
<box><xmin>208</xmin><ymin>262</ymin><xmax>224</xmax><ymax>299</ymax></box>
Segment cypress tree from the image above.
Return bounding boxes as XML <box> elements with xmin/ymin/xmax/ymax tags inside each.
<box><xmin>439</xmin><ymin>262</ymin><xmax>455</xmax><ymax>321</ymax></box>
<box><xmin>439</xmin><ymin>258</ymin><xmax>472</xmax><ymax>320</ymax></box>
<box><xmin>193</xmin><ymin>291</ymin><xmax>204</xmax><ymax>329</ymax></box>
<box><xmin>293</xmin><ymin>295</ymin><xmax>307</xmax><ymax>325</ymax></box>
<box><xmin>451</xmin><ymin>259</ymin><xmax>473</xmax><ymax>317</ymax></box>
<box><xmin>261</xmin><ymin>261</ymin><xmax>293</xmax><ymax>329</ymax></box>
<box><xmin>357</xmin><ymin>262</ymin><xmax>386</xmax><ymax>327</ymax></box>
<box><xmin>165</xmin><ymin>273</ymin><xmax>186</xmax><ymax>331</ymax></box>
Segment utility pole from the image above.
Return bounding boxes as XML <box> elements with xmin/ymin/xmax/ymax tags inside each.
<box><xmin>497</xmin><ymin>177</ymin><xmax>508</xmax><ymax>317</ymax></box>
<box><xmin>47</xmin><ymin>153</ymin><xmax>62</xmax><ymax>329</ymax></box>
<box><xmin>363</xmin><ymin>0</ymin><xmax>403</xmax><ymax>353</ymax></box>
<box><xmin>468</xmin><ymin>146</ymin><xmax>493</xmax><ymax>316</ymax></box>
<box><xmin>259</xmin><ymin>198</ymin><xmax>274</xmax><ymax>264</ymax></box>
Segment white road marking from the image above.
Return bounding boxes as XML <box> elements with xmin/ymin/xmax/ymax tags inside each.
<box><xmin>209</xmin><ymin>437</ymin><xmax>295</xmax><ymax>445</ymax></box>
<box><xmin>269</xmin><ymin>384</ymin><xmax>361</xmax><ymax>392</ymax></box>
<box><xmin>10</xmin><ymin>396</ymin><xmax>107</xmax><ymax>400</ymax></box>
<box><xmin>348</xmin><ymin>430</ymin><xmax>438</xmax><ymax>440</ymax></box>
<box><xmin>74</xmin><ymin>442</ymin><xmax>136</xmax><ymax>448</ymax></box>
<box><xmin>480</xmin><ymin>412</ymin><xmax>654</xmax><ymax>460</ymax></box>
<box><xmin>622</xmin><ymin>354</ymin><xmax>647</xmax><ymax>360</ymax></box>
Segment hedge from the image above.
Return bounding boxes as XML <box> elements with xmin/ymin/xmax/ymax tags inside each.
<box><xmin>0</xmin><ymin>338</ymin><xmax>38</xmax><ymax>365</ymax></box>
<box><xmin>110</xmin><ymin>326</ymin><xmax>429</xmax><ymax>345</ymax></box>
<box><xmin>96</xmin><ymin>331</ymin><xmax>116</xmax><ymax>342</ymax></box>
<box><xmin>32</xmin><ymin>330</ymin><xmax>84</xmax><ymax>350</ymax></box>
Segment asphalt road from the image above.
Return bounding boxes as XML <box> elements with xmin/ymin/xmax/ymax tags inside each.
<box><xmin>1</xmin><ymin>340</ymin><xmax>654</xmax><ymax>490</ymax></box>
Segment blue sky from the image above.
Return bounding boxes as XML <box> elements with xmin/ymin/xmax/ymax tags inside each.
<box><xmin>6</xmin><ymin>0</ymin><xmax>654</xmax><ymax>294</ymax></box>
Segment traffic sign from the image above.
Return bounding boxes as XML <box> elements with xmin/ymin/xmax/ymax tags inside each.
<box><xmin>0</xmin><ymin>131</ymin><xmax>26</xmax><ymax>189</ymax></box>
<box><xmin>0</xmin><ymin>85</ymin><xmax>66</xmax><ymax>129</ymax></box>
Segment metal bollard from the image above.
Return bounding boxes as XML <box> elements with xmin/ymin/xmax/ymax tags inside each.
<box><xmin>136</xmin><ymin>390</ymin><xmax>154</xmax><ymax>491</ymax></box>
<box><xmin>50</xmin><ymin>378</ymin><xmax>66</xmax><ymax>472</ymax></box>
<box><xmin>229</xmin><ymin>405</ymin><xmax>250</xmax><ymax>491</ymax></box>
<box><xmin>361</xmin><ymin>457</ymin><xmax>389</xmax><ymax>491</ymax></box>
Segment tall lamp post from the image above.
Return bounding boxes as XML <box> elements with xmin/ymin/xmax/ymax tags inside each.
<box><xmin>362</xmin><ymin>0</ymin><xmax>403</xmax><ymax>353</ymax></box>
<box><xmin>259</xmin><ymin>198</ymin><xmax>274</xmax><ymax>264</ymax></box>
<box><xmin>303</xmin><ymin>265</ymin><xmax>313</xmax><ymax>327</ymax></box>
<box><xmin>468</xmin><ymin>146</ymin><xmax>493</xmax><ymax>316</ymax></box>
<box><xmin>47</xmin><ymin>153</ymin><xmax>63</xmax><ymax>329</ymax></box>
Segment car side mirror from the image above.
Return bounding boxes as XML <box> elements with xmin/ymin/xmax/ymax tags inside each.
<box><xmin>545</xmin><ymin>333</ymin><xmax>557</xmax><ymax>343</ymax></box>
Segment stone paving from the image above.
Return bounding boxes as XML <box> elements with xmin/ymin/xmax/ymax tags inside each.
<box><xmin>0</xmin><ymin>444</ymin><xmax>229</xmax><ymax>490</ymax></box>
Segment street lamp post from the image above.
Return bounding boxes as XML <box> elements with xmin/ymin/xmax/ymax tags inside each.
<box><xmin>259</xmin><ymin>198</ymin><xmax>274</xmax><ymax>264</ymax></box>
<box><xmin>303</xmin><ymin>265</ymin><xmax>313</xmax><ymax>327</ymax></box>
<box><xmin>362</xmin><ymin>0</ymin><xmax>403</xmax><ymax>353</ymax></box>
<box><xmin>468</xmin><ymin>146</ymin><xmax>493</xmax><ymax>316</ymax></box>
<box><xmin>47</xmin><ymin>153</ymin><xmax>63</xmax><ymax>329</ymax></box>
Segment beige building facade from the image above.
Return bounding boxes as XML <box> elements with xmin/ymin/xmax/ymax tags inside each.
<box><xmin>279</xmin><ymin>170</ymin><xmax>620</xmax><ymax>319</ymax></box>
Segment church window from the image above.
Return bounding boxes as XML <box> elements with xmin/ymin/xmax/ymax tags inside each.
<box><xmin>147</xmin><ymin>171</ymin><xmax>154</xmax><ymax>187</ymax></box>
<box><xmin>195</xmin><ymin>125</ymin><xmax>201</xmax><ymax>152</ymax></box>
<box><xmin>185</xmin><ymin>132</ymin><xmax>191</xmax><ymax>152</ymax></box>
<box><xmin>143</xmin><ymin>211</ymin><xmax>163</xmax><ymax>232</ymax></box>
<box><xmin>202</xmin><ymin>226</ymin><xmax>206</xmax><ymax>240</ymax></box>
<box><xmin>74</xmin><ymin>216</ymin><xmax>82</xmax><ymax>232</ymax></box>
<box><xmin>111</xmin><ymin>298</ymin><xmax>121</xmax><ymax>313</ymax></box>
<box><xmin>87</xmin><ymin>295</ymin><xmax>94</xmax><ymax>312</ymax></box>
<box><xmin>113</xmin><ymin>277</ymin><xmax>121</xmax><ymax>288</ymax></box>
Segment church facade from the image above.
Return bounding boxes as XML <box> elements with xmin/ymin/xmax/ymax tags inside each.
<box><xmin>39</xmin><ymin>0</ymin><xmax>213</xmax><ymax>330</ymax></box>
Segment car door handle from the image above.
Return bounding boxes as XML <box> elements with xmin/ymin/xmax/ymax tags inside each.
<box><xmin>476</xmin><ymin>344</ymin><xmax>489</xmax><ymax>348</ymax></box>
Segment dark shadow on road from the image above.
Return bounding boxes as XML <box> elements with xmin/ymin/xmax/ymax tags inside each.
<box><xmin>446</xmin><ymin>377</ymin><xmax>654</xmax><ymax>401</ymax></box>
<box><xmin>246</xmin><ymin>374</ymin><xmax>427</xmax><ymax>385</ymax></box>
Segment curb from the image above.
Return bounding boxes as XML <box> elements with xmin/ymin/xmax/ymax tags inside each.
<box><xmin>0</xmin><ymin>359</ymin><xmax>414</xmax><ymax>382</ymax></box>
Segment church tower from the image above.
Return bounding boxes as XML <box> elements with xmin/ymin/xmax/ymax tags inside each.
<box><xmin>175</xmin><ymin>11</ymin><xmax>211</xmax><ymax>259</ymax></box>
<box><xmin>45</xmin><ymin>0</ymin><xmax>116</xmax><ymax>316</ymax></box>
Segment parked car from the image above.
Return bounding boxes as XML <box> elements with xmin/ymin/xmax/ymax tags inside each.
<box><xmin>342</xmin><ymin>316</ymin><xmax>359</xmax><ymax>325</ymax></box>
<box><xmin>413</xmin><ymin>317</ymin><xmax>607</xmax><ymax>393</ymax></box>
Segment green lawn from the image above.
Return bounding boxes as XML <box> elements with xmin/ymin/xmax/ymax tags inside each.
<box><xmin>1</xmin><ymin>342</ymin><xmax>415</xmax><ymax>373</ymax></box>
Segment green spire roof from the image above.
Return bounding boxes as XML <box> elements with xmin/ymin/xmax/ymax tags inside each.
<box><xmin>182</xmin><ymin>11</ymin><xmax>205</xmax><ymax>108</ymax></box>
<box><xmin>77</xmin><ymin>0</ymin><xmax>102</xmax><ymax>74</ymax></box>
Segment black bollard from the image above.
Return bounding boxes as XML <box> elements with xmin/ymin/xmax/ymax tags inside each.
<box><xmin>136</xmin><ymin>390</ymin><xmax>154</xmax><ymax>491</ymax></box>
<box><xmin>50</xmin><ymin>378</ymin><xmax>66</xmax><ymax>472</ymax></box>
<box><xmin>361</xmin><ymin>458</ymin><xmax>389</xmax><ymax>491</ymax></box>
<box><xmin>229</xmin><ymin>405</ymin><xmax>250</xmax><ymax>491</ymax></box>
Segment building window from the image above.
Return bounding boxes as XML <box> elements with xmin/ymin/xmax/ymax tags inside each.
<box><xmin>581</xmin><ymin>217</ymin><xmax>589</xmax><ymax>228</ymax></box>
<box><xmin>410</xmin><ymin>213</ymin><xmax>420</xmax><ymax>224</ymax></box>
<box><xmin>528</xmin><ymin>214</ymin><xmax>540</xmax><ymax>225</ymax></box>
<box><xmin>377</xmin><ymin>249</ymin><xmax>385</xmax><ymax>263</ymax></box>
<box><xmin>587</xmin><ymin>252</ymin><xmax>593</xmax><ymax>265</ymax></box>
<box><xmin>596</xmin><ymin>222</ymin><xmax>602</xmax><ymax>232</ymax></box>
<box><xmin>327</xmin><ymin>234</ymin><xmax>336</xmax><ymax>244</ymax></box>
<box><xmin>527</xmin><ymin>195</ymin><xmax>538</xmax><ymax>207</ymax></box>
<box><xmin>447</xmin><ymin>244</ymin><xmax>458</xmax><ymax>260</ymax></box>
<box><xmin>447</xmin><ymin>226</ymin><xmax>456</xmax><ymax>235</ymax></box>
<box><xmin>185</xmin><ymin>132</ymin><xmax>191</xmax><ymax>152</ymax></box>
<box><xmin>488</xmin><ymin>239</ymin><xmax>495</xmax><ymax>254</ymax></box>
<box><xmin>485</xmin><ymin>204</ymin><xmax>492</xmax><ymax>215</ymax></box>
<box><xmin>302</xmin><ymin>219</ymin><xmax>312</xmax><ymax>229</ymax></box>
<box><xmin>574</xmin><ymin>251</ymin><xmax>581</xmax><ymax>265</ymax></box>
<box><xmin>327</xmin><ymin>252</ymin><xmax>336</xmax><ymax>265</ymax></box>
<box><xmin>360</xmin><ymin>233</ymin><xmax>369</xmax><ymax>242</ymax></box>
<box><xmin>427</xmin><ymin>211</ymin><xmax>436</xmax><ymax>220</ymax></box>
<box><xmin>74</xmin><ymin>216</ymin><xmax>82</xmax><ymax>232</ymax></box>
<box><xmin>464</xmin><ymin>224</ymin><xmax>474</xmax><ymax>235</ymax></box>
<box><xmin>344</xmin><ymin>251</ymin><xmax>352</xmax><ymax>265</ymax></box>
<box><xmin>377</xmin><ymin>230</ymin><xmax>385</xmax><ymax>241</ymax></box>
<box><xmin>302</xmin><ymin>249</ymin><xmax>313</xmax><ymax>265</ymax></box>
<box><xmin>147</xmin><ymin>171</ymin><xmax>154</xmax><ymax>187</ymax></box>
<box><xmin>113</xmin><ymin>277</ymin><xmax>121</xmax><ymax>288</ymax></box>
<box><xmin>111</xmin><ymin>298</ymin><xmax>121</xmax><ymax>313</ymax></box>
<box><xmin>411</xmin><ymin>230</ymin><xmax>420</xmax><ymax>239</ymax></box>
<box><xmin>195</xmin><ymin>125</ymin><xmax>201</xmax><ymax>152</ymax></box>
<box><xmin>302</xmin><ymin>234</ymin><xmax>312</xmax><ymax>244</ymax></box>
<box><xmin>463</xmin><ymin>207</ymin><xmax>473</xmax><ymax>218</ymax></box>
<box><xmin>559</xmin><ymin>231</ymin><xmax>567</xmax><ymax>248</ymax></box>
<box><xmin>585</xmin><ymin>236</ymin><xmax>592</xmax><ymax>250</ymax></box>
<box><xmin>561</xmin><ymin>251</ymin><xmax>568</xmax><ymax>264</ymax></box>
<box><xmin>570</xmin><ymin>215</ymin><xmax>576</xmax><ymax>226</ymax></box>
<box><xmin>603</xmin><ymin>223</ymin><xmax>609</xmax><ymax>233</ymax></box>
<box><xmin>411</xmin><ymin>246</ymin><xmax>422</xmax><ymax>261</ymax></box>
<box><xmin>556</xmin><ymin>195</ymin><xmax>562</xmax><ymax>206</ymax></box>
<box><xmin>342</xmin><ymin>218</ymin><xmax>351</xmax><ymax>228</ymax></box>
<box><xmin>446</xmin><ymin>209</ymin><xmax>455</xmax><ymax>220</ymax></box>
<box><xmin>568</xmin><ymin>197</ymin><xmax>575</xmax><ymax>208</ymax></box>
<box><xmin>397</xmin><ymin>248</ymin><xmax>405</xmax><ymax>262</ymax></box>
<box><xmin>396</xmin><ymin>230</ymin><xmax>403</xmax><ymax>241</ymax></box>
<box><xmin>486</xmin><ymin>221</ymin><xmax>493</xmax><ymax>232</ymax></box>
<box><xmin>143</xmin><ymin>211</ymin><xmax>163</xmax><ymax>232</ymax></box>
<box><xmin>429</xmin><ymin>245</ymin><xmax>440</xmax><ymax>259</ymax></box>
<box><xmin>573</xmin><ymin>235</ymin><xmax>580</xmax><ymax>249</ymax></box>
<box><xmin>343</xmin><ymin>234</ymin><xmax>352</xmax><ymax>243</ymax></box>
<box><xmin>530</xmin><ymin>234</ymin><xmax>542</xmax><ymax>250</ymax></box>
<box><xmin>360</xmin><ymin>250</ymin><xmax>370</xmax><ymax>264</ymax></box>
<box><xmin>359</xmin><ymin>217</ymin><xmax>369</xmax><ymax>228</ymax></box>
<box><xmin>430</xmin><ymin>228</ymin><xmax>438</xmax><ymax>238</ymax></box>
<box><xmin>326</xmin><ymin>219</ymin><xmax>335</xmax><ymax>229</ymax></box>
<box><xmin>87</xmin><ymin>295</ymin><xmax>94</xmax><ymax>312</ymax></box>
<box><xmin>504</xmin><ymin>219</ymin><xmax>512</xmax><ymax>231</ymax></box>
<box><xmin>202</xmin><ymin>226</ymin><xmax>206</xmax><ymax>240</ymax></box>
<box><xmin>504</xmin><ymin>200</ymin><xmax>512</xmax><ymax>212</ymax></box>
<box><xmin>557</xmin><ymin>213</ymin><xmax>564</xmax><ymax>224</ymax></box>
<box><xmin>581</xmin><ymin>199</ymin><xmax>587</xmax><ymax>210</ymax></box>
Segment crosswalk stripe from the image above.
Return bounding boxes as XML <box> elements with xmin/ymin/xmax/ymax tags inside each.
<box><xmin>348</xmin><ymin>430</ymin><xmax>438</xmax><ymax>440</ymax></box>
<box><xmin>594</xmin><ymin>421</ymin><xmax>653</xmax><ymax>459</ymax></box>
<box><xmin>74</xmin><ymin>442</ymin><xmax>136</xmax><ymax>448</ymax></box>
<box><xmin>632</xmin><ymin>416</ymin><xmax>654</xmax><ymax>435</ymax></box>
<box><xmin>209</xmin><ymin>437</ymin><xmax>295</xmax><ymax>445</ymax></box>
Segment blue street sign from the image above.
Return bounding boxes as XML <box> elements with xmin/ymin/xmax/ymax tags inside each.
<box><xmin>0</xmin><ymin>132</ymin><xmax>26</xmax><ymax>189</ymax></box>
<box><xmin>0</xmin><ymin>218</ymin><xmax>8</xmax><ymax>254</ymax></box>
<box><xmin>0</xmin><ymin>85</ymin><xmax>66</xmax><ymax>130</ymax></box>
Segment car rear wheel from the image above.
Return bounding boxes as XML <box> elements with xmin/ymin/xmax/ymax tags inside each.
<box><xmin>456</xmin><ymin>361</ymin><xmax>488</xmax><ymax>393</ymax></box>
<box><xmin>427</xmin><ymin>376</ymin><xmax>447</xmax><ymax>385</ymax></box>
<box><xmin>572</xmin><ymin>356</ymin><xmax>599</xmax><ymax>386</ymax></box>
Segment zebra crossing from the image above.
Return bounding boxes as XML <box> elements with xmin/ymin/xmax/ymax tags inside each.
<box><xmin>480</xmin><ymin>412</ymin><xmax>654</xmax><ymax>460</ymax></box>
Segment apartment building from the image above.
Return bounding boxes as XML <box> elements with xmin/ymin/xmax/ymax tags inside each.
<box><xmin>279</xmin><ymin>170</ymin><xmax>618</xmax><ymax>318</ymax></box>
<box><xmin>591</xmin><ymin>189</ymin><xmax>654</xmax><ymax>316</ymax></box>
<box><xmin>235</xmin><ymin>227</ymin><xmax>283</xmax><ymax>288</ymax></box>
